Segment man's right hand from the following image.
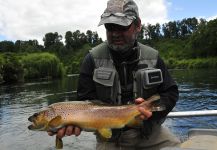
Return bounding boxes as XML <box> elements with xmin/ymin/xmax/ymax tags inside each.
<box><xmin>47</xmin><ymin>125</ymin><xmax>81</xmax><ymax>139</ymax></box>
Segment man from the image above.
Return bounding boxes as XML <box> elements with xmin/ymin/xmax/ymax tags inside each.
<box><xmin>49</xmin><ymin>0</ymin><xmax>180</xmax><ymax>149</ymax></box>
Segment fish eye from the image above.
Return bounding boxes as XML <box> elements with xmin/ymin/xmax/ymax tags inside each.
<box><xmin>33</xmin><ymin>113</ymin><xmax>38</xmax><ymax>117</ymax></box>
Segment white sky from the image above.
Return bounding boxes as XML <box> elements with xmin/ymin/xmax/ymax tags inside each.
<box><xmin>0</xmin><ymin>0</ymin><xmax>168</xmax><ymax>44</ymax></box>
<box><xmin>0</xmin><ymin>0</ymin><xmax>216</xmax><ymax>44</ymax></box>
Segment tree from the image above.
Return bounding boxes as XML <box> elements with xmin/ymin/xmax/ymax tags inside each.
<box><xmin>0</xmin><ymin>41</ymin><xmax>15</xmax><ymax>52</ymax></box>
<box><xmin>86</xmin><ymin>30</ymin><xmax>93</xmax><ymax>44</ymax></box>
<box><xmin>143</xmin><ymin>23</ymin><xmax>161</xmax><ymax>40</ymax></box>
<box><xmin>189</xmin><ymin>18</ymin><xmax>217</xmax><ymax>57</ymax></box>
<box><xmin>43</xmin><ymin>32</ymin><xmax>63</xmax><ymax>49</ymax></box>
<box><xmin>162</xmin><ymin>24</ymin><xmax>170</xmax><ymax>38</ymax></box>
<box><xmin>2</xmin><ymin>53</ymin><xmax>24</xmax><ymax>83</ymax></box>
<box><xmin>92</xmin><ymin>32</ymin><xmax>100</xmax><ymax>45</ymax></box>
<box><xmin>179</xmin><ymin>19</ymin><xmax>188</xmax><ymax>38</ymax></box>
<box><xmin>138</xmin><ymin>25</ymin><xmax>145</xmax><ymax>41</ymax></box>
<box><xmin>80</xmin><ymin>33</ymin><xmax>87</xmax><ymax>45</ymax></box>
<box><xmin>15</xmin><ymin>40</ymin><xmax>42</xmax><ymax>52</ymax></box>
<box><xmin>65</xmin><ymin>31</ymin><xmax>73</xmax><ymax>49</ymax></box>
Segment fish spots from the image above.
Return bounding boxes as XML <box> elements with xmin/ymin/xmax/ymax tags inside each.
<box><xmin>44</xmin><ymin>111</ymin><xmax>48</xmax><ymax>117</ymax></box>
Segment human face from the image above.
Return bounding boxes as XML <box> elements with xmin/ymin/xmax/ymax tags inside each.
<box><xmin>105</xmin><ymin>21</ymin><xmax>141</xmax><ymax>53</ymax></box>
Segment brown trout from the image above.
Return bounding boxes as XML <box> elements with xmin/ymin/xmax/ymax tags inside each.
<box><xmin>28</xmin><ymin>95</ymin><xmax>164</xmax><ymax>149</ymax></box>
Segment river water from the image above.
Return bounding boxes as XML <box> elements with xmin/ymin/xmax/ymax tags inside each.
<box><xmin>0</xmin><ymin>69</ymin><xmax>217</xmax><ymax>150</ymax></box>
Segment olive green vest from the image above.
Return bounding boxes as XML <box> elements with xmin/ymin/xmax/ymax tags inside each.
<box><xmin>90</xmin><ymin>42</ymin><xmax>158</xmax><ymax>104</ymax></box>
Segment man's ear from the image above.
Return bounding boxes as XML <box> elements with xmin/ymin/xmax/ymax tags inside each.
<box><xmin>136</xmin><ymin>18</ymin><xmax>142</xmax><ymax>32</ymax></box>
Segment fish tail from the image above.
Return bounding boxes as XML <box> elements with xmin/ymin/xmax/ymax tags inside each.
<box><xmin>146</xmin><ymin>94</ymin><xmax>160</xmax><ymax>103</ymax></box>
<box><xmin>139</xmin><ymin>94</ymin><xmax>162</xmax><ymax>111</ymax></box>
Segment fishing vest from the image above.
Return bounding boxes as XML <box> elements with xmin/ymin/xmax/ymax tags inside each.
<box><xmin>90</xmin><ymin>42</ymin><xmax>159</xmax><ymax>105</ymax></box>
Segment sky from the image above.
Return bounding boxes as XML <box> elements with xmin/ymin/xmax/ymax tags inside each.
<box><xmin>0</xmin><ymin>0</ymin><xmax>216</xmax><ymax>44</ymax></box>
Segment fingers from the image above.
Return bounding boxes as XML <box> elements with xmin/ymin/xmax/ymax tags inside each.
<box><xmin>47</xmin><ymin>126</ymin><xmax>81</xmax><ymax>138</ymax></box>
<box><xmin>57</xmin><ymin>127</ymin><xmax>66</xmax><ymax>139</ymax></box>
<box><xmin>47</xmin><ymin>131</ymin><xmax>55</xmax><ymax>136</ymax></box>
<box><xmin>135</xmin><ymin>97</ymin><xmax>152</xmax><ymax>120</ymax></box>
<box><xmin>65</xmin><ymin>126</ymin><xmax>74</xmax><ymax>136</ymax></box>
<box><xmin>138</xmin><ymin>107</ymin><xmax>152</xmax><ymax>120</ymax></box>
<box><xmin>135</xmin><ymin>97</ymin><xmax>145</xmax><ymax>104</ymax></box>
<box><xmin>74</xmin><ymin>127</ymin><xmax>81</xmax><ymax>136</ymax></box>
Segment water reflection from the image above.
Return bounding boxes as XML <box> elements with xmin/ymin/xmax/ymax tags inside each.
<box><xmin>166</xmin><ymin>69</ymin><xmax>217</xmax><ymax>140</ymax></box>
<box><xmin>0</xmin><ymin>69</ymin><xmax>217</xmax><ymax>149</ymax></box>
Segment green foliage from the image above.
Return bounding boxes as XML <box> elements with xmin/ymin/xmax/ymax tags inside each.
<box><xmin>189</xmin><ymin>18</ymin><xmax>217</xmax><ymax>57</ymax></box>
<box><xmin>64</xmin><ymin>30</ymin><xmax>102</xmax><ymax>52</ymax></box>
<box><xmin>21</xmin><ymin>53</ymin><xmax>65</xmax><ymax>79</ymax></box>
<box><xmin>65</xmin><ymin>44</ymin><xmax>91</xmax><ymax>74</ymax></box>
<box><xmin>0</xmin><ymin>54</ymin><xmax>5</xmax><ymax>82</ymax></box>
<box><xmin>0</xmin><ymin>41</ymin><xmax>15</xmax><ymax>52</ymax></box>
<box><xmin>164</xmin><ymin>57</ymin><xmax>217</xmax><ymax>69</ymax></box>
<box><xmin>0</xmin><ymin>17</ymin><xmax>216</xmax><ymax>83</ymax></box>
<box><xmin>1</xmin><ymin>53</ymin><xmax>24</xmax><ymax>83</ymax></box>
<box><xmin>65</xmin><ymin>31</ymin><xmax>74</xmax><ymax>49</ymax></box>
<box><xmin>15</xmin><ymin>40</ymin><xmax>42</xmax><ymax>53</ymax></box>
<box><xmin>43</xmin><ymin>32</ymin><xmax>63</xmax><ymax>50</ymax></box>
<box><xmin>153</xmin><ymin>38</ymin><xmax>190</xmax><ymax>59</ymax></box>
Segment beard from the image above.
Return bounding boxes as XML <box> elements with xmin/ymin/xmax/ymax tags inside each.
<box><xmin>108</xmin><ymin>42</ymin><xmax>133</xmax><ymax>53</ymax></box>
<box><xmin>107</xmin><ymin>34</ymin><xmax>137</xmax><ymax>53</ymax></box>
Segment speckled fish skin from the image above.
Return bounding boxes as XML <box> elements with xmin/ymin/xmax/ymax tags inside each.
<box><xmin>28</xmin><ymin>95</ymin><xmax>161</xmax><ymax>132</ymax></box>
<box><xmin>28</xmin><ymin>95</ymin><xmax>161</xmax><ymax>149</ymax></box>
<box><xmin>48</xmin><ymin>101</ymin><xmax>139</xmax><ymax>130</ymax></box>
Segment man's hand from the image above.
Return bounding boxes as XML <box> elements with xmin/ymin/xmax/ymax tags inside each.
<box><xmin>47</xmin><ymin>125</ymin><xmax>81</xmax><ymax>139</ymax></box>
<box><xmin>135</xmin><ymin>97</ymin><xmax>152</xmax><ymax>120</ymax></box>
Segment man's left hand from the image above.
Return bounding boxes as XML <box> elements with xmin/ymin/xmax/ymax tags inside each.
<box><xmin>135</xmin><ymin>98</ymin><xmax>152</xmax><ymax>120</ymax></box>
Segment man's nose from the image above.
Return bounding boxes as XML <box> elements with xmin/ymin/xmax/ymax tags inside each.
<box><xmin>111</xmin><ymin>30</ymin><xmax>122</xmax><ymax>37</ymax></box>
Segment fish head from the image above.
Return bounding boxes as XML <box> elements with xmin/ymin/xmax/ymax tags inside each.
<box><xmin>28</xmin><ymin>109</ymin><xmax>51</xmax><ymax>131</ymax></box>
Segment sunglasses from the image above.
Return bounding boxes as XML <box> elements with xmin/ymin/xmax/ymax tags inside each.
<box><xmin>105</xmin><ymin>23</ymin><xmax>132</xmax><ymax>32</ymax></box>
<box><xmin>101</xmin><ymin>12</ymin><xmax>135</xmax><ymax>20</ymax></box>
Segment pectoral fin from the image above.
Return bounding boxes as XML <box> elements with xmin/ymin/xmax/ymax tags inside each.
<box><xmin>98</xmin><ymin>128</ymin><xmax>112</xmax><ymax>139</ymax></box>
<box><xmin>48</xmin><ymin>116</ymin><xmax>63</xmax><ymax>131</ymax></box>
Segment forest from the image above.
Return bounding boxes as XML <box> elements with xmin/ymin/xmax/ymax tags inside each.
<box><xmin>0</xmin><ymin>17</ymin><xmax>217</xmax><ymax>83</ymax></box>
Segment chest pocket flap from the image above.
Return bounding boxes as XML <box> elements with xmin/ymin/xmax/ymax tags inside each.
<box><xmin>93</xmin><ymin>67</ymin><xmax>116</xmax><ymax>86</ymax></box>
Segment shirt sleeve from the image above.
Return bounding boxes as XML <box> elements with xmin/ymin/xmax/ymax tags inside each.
<box><xmin>150</xmin><ymin>56</ymin><xmax>179</xmax><ymax>121</ymax></box>
<box><xmin>77</xmin><ymin>53</ymin><xmax>97</xmax><ymax>100</ymax></box>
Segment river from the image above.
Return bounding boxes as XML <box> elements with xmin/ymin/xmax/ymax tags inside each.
<box><xmin>0</xmin><ymin>69</ymin><xmax>217</xmax><ymax>150</ymax></box>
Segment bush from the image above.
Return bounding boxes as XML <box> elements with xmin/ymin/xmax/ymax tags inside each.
<box><xmin>2</xmin><ymin>53</ymin><xmax>24</xmax><ymax>83</ymax></box>
<box><xmin>164</xmin><ymin>57</ymin><xmax>217</xmax><ymax>69</ymax></box>
<box><xmin>22</xmin><ymin>53</ymin><xmax>65</xmax><ymax>79</ymax></box>
<box><xmin>0</xmin><ymin>54</ymin><xmax>5</xmax><ymax>83</ymax></box>
<box><xmin>64</xmin><ymin>44</ymin><xmax>90</xmax><ymax>74</ymax></box>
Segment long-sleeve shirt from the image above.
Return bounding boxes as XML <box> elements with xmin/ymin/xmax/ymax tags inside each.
<box><xmin>77</xmin><ymin>43</ymin><xmax>179</xmax><ymax>136</ymax></box>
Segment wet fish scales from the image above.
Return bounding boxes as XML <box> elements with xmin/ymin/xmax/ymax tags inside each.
<box><xmin>28</xmin><ymin>95</ymin><xmax>162</xmax><ymax>149</ymax></box>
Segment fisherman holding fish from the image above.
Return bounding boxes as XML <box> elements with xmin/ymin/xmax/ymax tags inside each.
<box><xmin>48</xmin><ymin>0</ymin><xmax>180</xmax><ymax>149</ymax></box>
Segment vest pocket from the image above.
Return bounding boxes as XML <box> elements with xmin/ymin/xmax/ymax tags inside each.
<box><xmin>93</xmin><ymin>67</ymin><xmax>119</xmax><ymax>104</ymax></box>
<box><xmin>134</xmin><ymin>68</ymin><xmax>161</xmax><ymax>99</ymax></box>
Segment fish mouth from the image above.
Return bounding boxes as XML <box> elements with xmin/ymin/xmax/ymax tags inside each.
<box><xmin>28</xmin><ymin>122</ymin><xmax>46</xmax><ymax>131</ymax></box>
<box><xmin>28</xmin><ymin>116</ymin><xmax>33</xmax><ymax>122</ymax></box>
<box><xmin>28</xmin><ymin>124</ymin><xmax>35</xmax><ymax>130</ymax></box>
<box><xmin>28</xmin><ymin>115</ymin><xmax>43</xmax><ymax>130</ymax></box>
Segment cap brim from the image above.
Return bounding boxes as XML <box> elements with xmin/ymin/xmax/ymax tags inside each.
<box><xmin>98</xmin><ymin>16</ymin><xmax>133</xmax><ymax>26</ymax></box>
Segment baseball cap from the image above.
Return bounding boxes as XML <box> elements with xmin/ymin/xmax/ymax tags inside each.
<box><xmin>98</xmin><ymin>0</ymin><xmax>139</xmax><ymax>27</ymax></box>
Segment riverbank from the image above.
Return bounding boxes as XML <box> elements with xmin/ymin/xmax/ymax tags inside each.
<box><xmin>164</xmin><ymin>57</ymin><xmax>217</xmax><ymax>69</ymax></box>
<box><xmin>0</xmin><ymin>52</ymin><xmax>65</xmax><ymax>83</ymax></box>
<box><xmin>0</xmin><ymin>48</ymin><xmax>217</xmax><ymax>83</ymax></box>
<box><xmin>0</xmin><ymin>51</ymin><xmax>216</xmax><ymax>83</ymax></box>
